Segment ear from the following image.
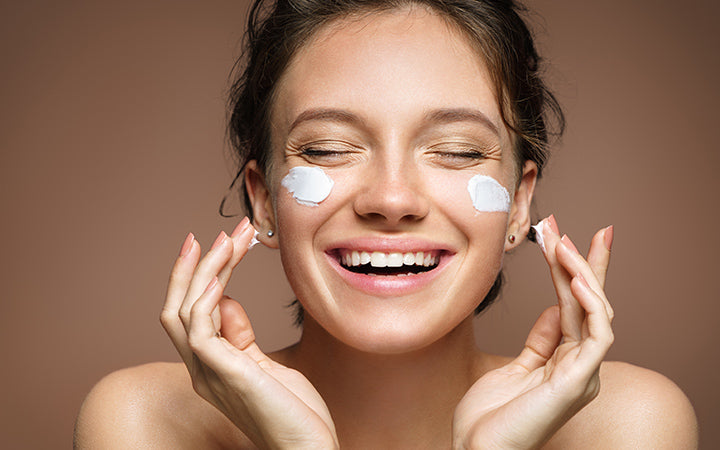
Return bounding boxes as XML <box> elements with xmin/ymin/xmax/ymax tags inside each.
<box><xmin>244</xmin><ymin>160</ymin><xmax>279</xmax><ymax>249</ymax></box>
<box><xmin>505</xmin><ymin>160</ymin><xmax>538</xmax><ymax>251</ymax></box>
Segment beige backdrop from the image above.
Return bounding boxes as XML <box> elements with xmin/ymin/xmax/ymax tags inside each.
<box><xmin>1</xmin><ymin>0</ymin><xmax>718</xmax><ymax>448</ymax></box>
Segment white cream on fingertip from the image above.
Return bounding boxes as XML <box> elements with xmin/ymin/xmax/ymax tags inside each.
<box><xmin>281</xmin><ymin>166</ymin><xmax>334</xmax><ymax>207</ymax></box>
<box><xmin>467</xmin><ymin>174</ymin><xmax>511</xmax><ymax>213</ymax></box>
<box><xmin>248</xmin><ymin>230</ymin><xmax>260</xmax><ymax>249</ymax></box>
<box><xmin>532</xmin><ymin>220</ymin><xmax>547</xmax><ymax>253</ymax></box>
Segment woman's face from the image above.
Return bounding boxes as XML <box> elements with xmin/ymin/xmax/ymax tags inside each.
<box><xmin>248</xmin><ymin>8</ymin><xmax>536</xmax><ymax>353</ymax></box>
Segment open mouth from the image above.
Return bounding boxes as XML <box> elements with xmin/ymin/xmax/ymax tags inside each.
<box><xmin>333</xmin><ymin>249</ymin><xmax>441</xmax><ymax>276</ymax></box>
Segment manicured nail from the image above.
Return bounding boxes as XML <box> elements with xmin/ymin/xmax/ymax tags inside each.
<box><xmin>603</xmin><ymin>225</ymin><xmax>614</xmax><ymax>251</ymax></box>
<box><xmin>561</xmin><ymin>234</ymin><xmax>580</xmax><ymax>254</ymax></box>
<box><xmin>211</xmin><ymin>231</ymin><xmax>227</xmax><ymax>250</ymax></box>
<box><xmin>231</xmin><ymin>217</ymin><xmax>250</xmax><ymax>238</ymax></box>
<box><xmin>204</xmin><ymin>276</ymin><xmax>219</xmax><ymax>293</ymax></box>
<box><xmin>576</xmin><ymin>272</ymin><xmax>590</xmax><ymax>289</ymax></box>
<box><xmin>548</xmin><ymin>214</ymin><xmax>559</xmax><ymax>234</ymax></box>
<box><xmin>179</xmin><ymin>232</ymin><xmax>194</xmax><ymax>257</ymax></box>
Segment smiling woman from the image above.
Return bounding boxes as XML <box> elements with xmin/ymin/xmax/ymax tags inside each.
<box><xmin>74</xmin><ymin>1</ymin><xmax>698</xmax><ymax>448</ymax></box>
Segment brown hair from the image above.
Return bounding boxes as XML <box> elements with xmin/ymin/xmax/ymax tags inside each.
<box><xmin>223</xmin><ymin>0</ymin><xmax>564</xmax><ymax>321</ymax></box>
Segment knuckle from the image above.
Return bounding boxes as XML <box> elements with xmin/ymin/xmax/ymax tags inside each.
<box><xmin>159</xmin><ymin>309</ymin><xmax>176</xmax><ymax>328</ymax></box>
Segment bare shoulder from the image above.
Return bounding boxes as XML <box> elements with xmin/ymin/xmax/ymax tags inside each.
<box><xmin>546</xmin><ymin>361</ymin><xmax>698</xmax><ymax>449</ymax></box>
<box><xmin>74</xmin><ymin>362</ymin><xmax>255</xmax><ymax>449</ymax></box>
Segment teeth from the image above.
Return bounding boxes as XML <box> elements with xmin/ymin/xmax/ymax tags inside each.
<box><xmin>403</xmin><ymin>253</ymin><xmax>415</xmax><ymax>265</ymax></box>
<box><xmin>370</xmin><ymin>252</ymin><xmax>387</xmax><ymax>267</ymax></box>
<box><xmin>341</xmin><ymin>250</ymin><xmax>439</xmax><ymax>268</ymax></box>
<box><xmin>360</xmin><ymin>251</ymin><xmax>371</xmax><ymax>264</ymax></box>
<box><xmin>387</xmin><ymin>253</ymin><xmax>403</xmax><ymax>267</ymax></box>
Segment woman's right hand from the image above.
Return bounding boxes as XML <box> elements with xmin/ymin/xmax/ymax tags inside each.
<box><xmin>160</xmin><ymin>217</ymin><xmax>338</xmax><ymax>449</ymax></box>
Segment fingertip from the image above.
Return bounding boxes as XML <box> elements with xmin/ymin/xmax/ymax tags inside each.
<box><xmin>210</xmin><ymin>231</ymin><xmax>229</xmax><ymax>250</ymax></box>
<box><xmin>561</xmin><ymin>234</ymin><xmax>580</xmax><ymax>255</ymax></box>
<box><xmin>603</xmin><ymin>225</ymin><xmax>614</xmax><ymax>251</ymax></box>
<box><xmin>204</xmin><ymin>276</ymin><xmax>219</xmax><ymax>294</ymax></box>
<box><xmin>230</xmin><ymin>216</ymin><xmax>251</xmax><ymax>238</ymax></box>
<box><xmin>548</xmin><ymin>214</ymin><xmax>560</xmax><ymax>234</ymax></box>
<box><xmin>179</xmin><ymin>232</ymin><xmax>195</xmax><ymax>257</ymax></box>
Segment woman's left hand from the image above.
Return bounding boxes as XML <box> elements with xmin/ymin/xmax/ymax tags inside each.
<box><xmin>452</xmin><ymin>216</ymin><xmax>615</xmax><ymax>449</ymax></box>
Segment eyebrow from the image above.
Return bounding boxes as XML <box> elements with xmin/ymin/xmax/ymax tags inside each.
<box><xmin>424</xmin><ymin>108</ymin><xmax>499</xmax><ymax>135</ymax></box>
<box><xmin>289</xmin><ymin>108</ymin><xmax>364</xmax><ymax>131</ymax></box>
<box><xmin>288</xmin><ymin>107</ymin><xmax>499</xmax><ymax>135</ymax></box>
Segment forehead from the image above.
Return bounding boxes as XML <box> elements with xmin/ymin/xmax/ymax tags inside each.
<box><xmin>271</xmin><ymin>7</ymin><xmax>503</xmax><ymax>134</ymax></box>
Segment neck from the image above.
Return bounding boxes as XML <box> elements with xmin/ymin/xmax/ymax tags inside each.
<box><xmin>279</xmin><ymin>315</ymin><xmax>488</xmax><ymax>449</ymax></box>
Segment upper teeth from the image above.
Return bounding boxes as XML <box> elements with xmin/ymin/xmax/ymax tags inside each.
<box><xmin>340</xmin><ymin>250</ymin><xmax>438</xmax><ymax>268</ymax></box>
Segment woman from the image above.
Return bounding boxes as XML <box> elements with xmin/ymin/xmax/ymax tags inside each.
<box><xmin>75</xmin><ymin>0</ymin><xmax>698</xmax><ymax>448</ymax></box>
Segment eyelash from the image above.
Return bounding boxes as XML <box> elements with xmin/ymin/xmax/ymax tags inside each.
<box><xmin>300</xmin><ymin>148</ymin><xmax>347</xmax><ymax>157</ymax></box>
<box><xmin>436</xmin><ymin>150</ymin><xmax>486</xmax><ymax>159</ymax></box>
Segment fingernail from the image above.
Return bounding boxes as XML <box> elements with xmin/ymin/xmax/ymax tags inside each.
<box><xmin>603</xmin><ymin>225</ymin><xmax>614</xmax><ymax>251</ymax></box>
<box><xmin>204</xmin><ymin>276</ymin><xmax>219</xmax><ymax>293</ymax></box>
<box><xmin>576</xmin><ymin>272</ymin><xmax>590</xmax><ymax>288</ymax></box>
<box><xmin>548</xmin><ymin>214</ymin><xmax>559</xmax><ymax>234</ymax></box>
<box><xmin>211</xmin><ymin>231</ymin><xmax>227</xmax><ymax>250</ymax></box>
<box><xmin>231</xmin><ymin>217</ymin><xmax>250</xmax><ymax>238</ymax></box>
<box><xmin>179</xmin><ymin>232</ymin><xmax>194</xmax><ymax>257</ymax></box>
<box><xmin>561</xmin><ymin>234</ymin><xmax>580</xmax><ymax>254</ymax></box>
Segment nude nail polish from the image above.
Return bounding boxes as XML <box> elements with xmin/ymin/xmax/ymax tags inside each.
<box><xmin>179</xmin><ymin>233</ymin><xmax>194</xmax><ymax>257</ymax></box>
<box><xmin>604</xmin><ymin>225</ymin><xmax>614</xmax><ymax>251</ymax></box>
<box><xmin>561</xmin><ymin>234</ymin><xmax>580</xmax><ymax>254</ymax></box>
<box><xmin>231</xmin><ymin>217</ymin><xmax>250</xmax><ymax>238</ymax></box>
<box><xmin>211</xmin><ymin>231</ymin><xmax>227</xmax><ymax>250</ymax></box>
<box><xmin>548</xmin><ymin>214</ymin><xmax>560</xmax><ymax>234</ymax></box>
<box><xmin>204</xmin><ymin>276</ymin><xmax>219</xmax><ymax>293</ymax></box>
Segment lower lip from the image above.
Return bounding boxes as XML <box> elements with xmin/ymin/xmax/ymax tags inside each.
<box><xmin>324</xmin><ymin>252</ymin><xmax>451</xmax><ymax>297</ymax></box>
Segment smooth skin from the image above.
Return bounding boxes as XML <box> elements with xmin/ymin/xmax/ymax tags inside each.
<box><xmin>75</xmin><ymin>7</ymin><xmax>697</xmax><ymax>449</ymax></box>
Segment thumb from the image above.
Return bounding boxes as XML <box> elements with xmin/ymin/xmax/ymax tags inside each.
<box><xmin>514</xmin><ymin>305</ymin><xmax>562</xmax><ymax>372</ymax></box>
<box><xmin>219</xmin><ymin>296</ymin><xmax>256</xmax><ymax>351</ymax></box>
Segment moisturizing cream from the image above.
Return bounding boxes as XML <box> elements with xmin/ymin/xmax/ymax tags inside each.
<box><xmin>248</xmin><ymin>230</ymin><xmax>260</xmax><ymax>249</ymax></box>
<box><xmin>531</xmin><ymin>220</ymin><xmax>546</xmax><ymax>253</ymax></box>
<box><xmin>281</xmin><ymin>166</ymin><xmax>334</xmax><ymax>207</ymax></box>
<box><xmin>467</xmin><ymin>174</ymin><xmax>511</xmax><ymax>213</ymax></box>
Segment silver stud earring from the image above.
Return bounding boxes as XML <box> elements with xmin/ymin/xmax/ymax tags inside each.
<box><xmin>507</xmin><ymin>234</ymin><xmax>516</xmax><ymax>243</ymax></box>
<box><xmin>267</xmin><ymin>230</ymin><xmax>274</xmax><ymax>237</ymax></box>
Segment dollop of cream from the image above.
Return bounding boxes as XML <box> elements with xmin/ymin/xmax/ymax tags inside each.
<box><xmin>247</xmin><ymin>230</ymin><xmax>260</xmax><ymax>250</ymax></box>
<box><xmin>467</xmin><ymin>174</ymin><xmax>511</xmax><ymax>213</ymax></box>
<box><xmin>281</xmin><ymin>166</ymin><xmax>334</xmax><ymax>207</ymax></box>
<box><xmin>532</xmin><ymin>220</ymin><xmax>547</xmax><ymax>254</ymax></box>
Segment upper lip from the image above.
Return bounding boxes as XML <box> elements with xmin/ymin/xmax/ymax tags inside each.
<box><xmin>324</xmin><ymin>236</ymin><xmax>456</xmax><ymax>254</ymax></box>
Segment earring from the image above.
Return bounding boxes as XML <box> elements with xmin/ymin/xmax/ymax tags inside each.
<box><xmin>267</xmin><ymin>230</ymin><xmax>274</xmax><ymax>237</ymax></box>
<box><xmin>507</xmin><ymin>234</ymin><xmax>516</xmax><ymax>243</ymax></box>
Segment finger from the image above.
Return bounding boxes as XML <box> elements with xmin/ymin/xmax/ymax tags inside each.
<box><xmin>556</xmin><ymin>236</ymin><xmax>614</xmax><ymax>322</ymax></box>
<box><xmin>586</xmin><ymin>226</ymin><xmax>613</xmax><ymax>288</ymax></box>
<box><xmin>571</xmin><ymin>273</ymin><xmax>614</xmax><ymax>365</ymax></box>
<box><xmin>219</xmin><ymin>297</ymin><xmax>271</xmax><ymax>363</ymax></box>
<box><xmin>160</xmin><ymin>233</ymin><xmax>200</xmax><ymax>364</ymax></box>
<box><xmin>514</xmin><ymin>306</ymin><xmax>562</xmax><ymax>372</ymax></box>
<box><xmin>187</xmin><ymin>277</ymin><xmax>269</xmax><ymax>384</ymax></box>
<box><xmin>216</xmin><ymin>218</ymin><xmax>255</xmax><ymax>286</ymax></box>
<box><xmin>537</xmin><ymin>216</ymin><xmax>584</xmax><ymax>341</ymax></box>
<box><xmin>179</xmin><ymin>232</ymin><xmax>234</xmax><ymax>331</ymax></box>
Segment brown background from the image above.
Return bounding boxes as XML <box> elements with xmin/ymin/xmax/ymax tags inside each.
<box><xmin>1</xmin><ymin>0</ymin><xmax>718</xmax><ymax>448</ymax></box>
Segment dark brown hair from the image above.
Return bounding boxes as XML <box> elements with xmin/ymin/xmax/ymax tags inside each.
<box><xmin>223</xmin><ymin>0</ymin><xmax>564</xmax><ymax>321</ymax></box>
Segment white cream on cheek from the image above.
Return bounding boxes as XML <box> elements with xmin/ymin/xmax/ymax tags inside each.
<box><xmin>281</xmin><ymin>166</ymin><xmax>334</xmax><ymax>206</ymax></box>
<box><xmin>467</xmin><ymin>174</ymin><xmax>511</xmax><ymax>213</ymax></box>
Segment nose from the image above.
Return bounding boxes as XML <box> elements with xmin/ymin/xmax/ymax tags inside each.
<box><xmin>353</xmin><ymin>158</ymin><xmax>430</xmax><ymax>226</ymax></box>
